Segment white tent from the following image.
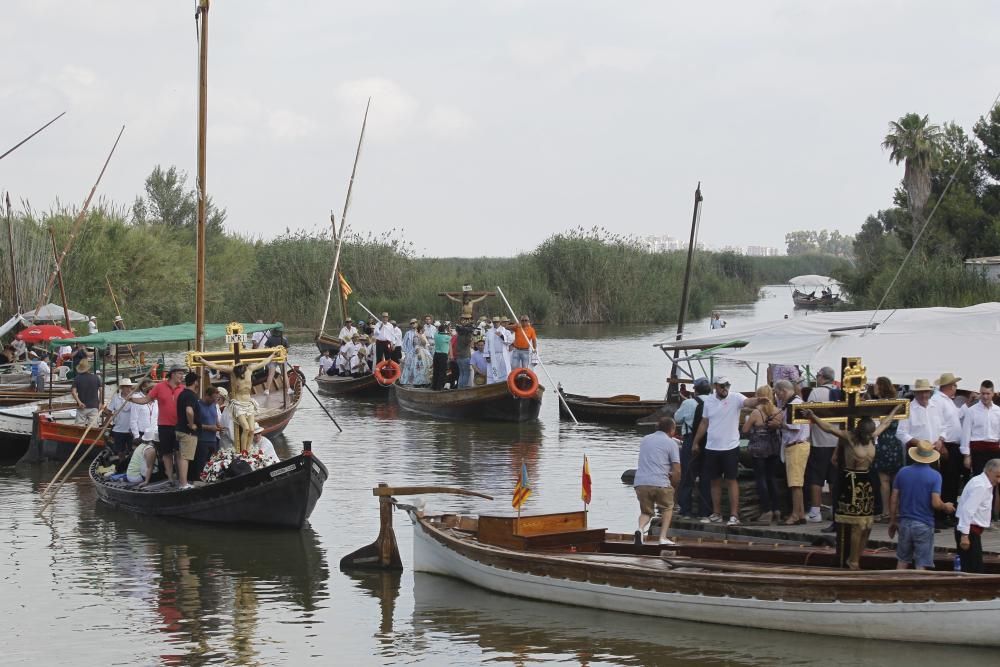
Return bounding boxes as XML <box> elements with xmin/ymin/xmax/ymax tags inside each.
<box><xmin>787</xmin><ymin>274</ymin><xmax>842</xmax><ymax>288</ymax></box>
<box><xmin>656</xmin><ymin>303</ymin><xmax>1000</xmax><ymax>386</ymax></box>
<box><xmin>21</xmin><ymin>303</ymin><xmax>88</xmax><ymax>323</ymax></box>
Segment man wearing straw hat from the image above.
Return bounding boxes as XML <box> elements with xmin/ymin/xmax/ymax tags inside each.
<box><xmin>896</xmin><ymin>379</ymin><xmax>945</xmax><ymax>456</ymax></box>
<box><xmin>104</xmin><ymin>378</ymin><xmax>136</xmax><ymax>455</ymax></box>
<box><xmin>931</xmin><ymin>372</ymin><xmax>967</xmax><ymax>519</ymax></box>
<box><xmin>888</xmin><ymin>440</ymin><xmax>955</xmax><ymax>570</ymax></box>
<box><xmin>70</xmin><ymin>358</ymin><xmax>102</xmax><ymax>426</ymax></box>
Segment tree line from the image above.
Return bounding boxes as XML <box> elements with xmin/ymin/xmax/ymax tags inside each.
<box><xmin>0</xmin><ymin>170</ymin><xmax>849</xmax><ymax>332</ymax></box>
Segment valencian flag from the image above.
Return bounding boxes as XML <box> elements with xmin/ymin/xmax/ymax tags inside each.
<box><xmin>338</xmin><ymin>271</ymin><xmax>353</xmax><ymax>298</ymax></box>
<box><xmin>512</xmin><ymin>461</ymin><xmax>532</xmax><ymax>509</ymax></box>
<box><xmin>582</xmin><ymin>454</ymin><xmax>592</xmax><ymax>506</ymax></box>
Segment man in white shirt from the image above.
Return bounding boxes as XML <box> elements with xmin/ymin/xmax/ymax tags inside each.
<box><xmin>337</xmin><ymin>336</ymin><xmax>359</xmax><ymax>376</ymax></box>
<box><xmin>374</xmin><ymin>312</ymin><xmax>395</xmax><ymax>364</ymax></box>
<box><xmin>251</xmin><ymin>319</ymin><xmax>269</xmax><ymax>349</ymax></box>
<box><xmin>337</xmin><ymin>319</ymin><xmax>358</xmax><ymax>344</ymax></box>
<box><xmin>806</xmin><ymin>367</ymin><xmax>841</xmax><ymax>523</ymax></box>
<box><xmin>896</xmin><ymin>379</ymin><xmax>945</xmax><ymax>454</ymax></box>
<box><xmin>129</xmin><ymin>379</ymin><xmax>158</xmax><ymax>442</ymax></box>
<box><xmin>390</xmin><ymin>320</ymin><xmax>404</xmax><ymax>364</ymax></box>
<box><xmin>104</xmin><ymin>379</ymin><xmax>136</xmax><ymax>455</ymax></box>
<box><xmin>954</xmin><ymin>458</ymin><xmax>1000</xmax><ymax>572</ymax></box>
<box><xmin>931</xmin><ymin>372</ymin><xmax>968</xmax><ymax>514</ymax></box>
<box><xmin>87</xmin><ymin>316</ymin><xmax>98</xmax><ymax>335</ymax></box>
<box><xmin>318</xmin><ymin>350</ymin><xmax>335</xmax><ymax>377</ymax></box>
<box><xmin>693</xmin><ymin>376</ymin><xmax>767</xmax><ymax>526</ymax></box>
<box><xmin>633</xmin><ymin>416</ymin><xmax>682</xmax><ymax>546</ymax></box>
<box><xmin>961</xmin><ymin>380</ymin><xmax>1000</xmax><ymax>475</ymax></box>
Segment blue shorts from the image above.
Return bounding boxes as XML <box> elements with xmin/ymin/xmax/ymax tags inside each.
<box><xmin>896</xmin><ymin>517</ymin><xmax>935</xmax><ymax>568</ymax></box>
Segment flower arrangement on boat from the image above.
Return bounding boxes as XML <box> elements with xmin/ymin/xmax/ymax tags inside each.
<box><xmin>200</xmin><ymin>448</ymin><xmax>274</xmax><ymax>483</ymax></box>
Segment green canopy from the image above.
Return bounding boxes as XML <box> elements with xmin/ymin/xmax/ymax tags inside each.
<box><xmin>48</xmin><ymin>321</ymin><xmax>283</xmax><ymax>348</ymax></box>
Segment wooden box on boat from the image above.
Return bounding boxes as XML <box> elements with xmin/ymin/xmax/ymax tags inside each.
<box><xmin>477</xmin><ymin>511</ymin><xmax>605</xmax><ymax>553</ymax></box>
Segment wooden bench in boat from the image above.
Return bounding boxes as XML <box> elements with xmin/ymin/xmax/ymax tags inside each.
<box><xmin>477</xmin><ymin>511</ymin><xmax>606</xmax><ymax>553</ymax></box>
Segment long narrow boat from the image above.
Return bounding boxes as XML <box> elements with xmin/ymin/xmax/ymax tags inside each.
<box><xmin>342</xmin><ymin>487</ymin><xmax>1000</xmax><ymax>648</ymax></box>
<box><xmin>316</xmin><ymin>372</ymin><xmax>386</xmax><ymax>398</ymax></box>
<box><xmin>556</xmin><ymin>386</ymin><xmax>666</xmax><ymax>424</ymax></box>
<box><xmin>393</xmin><ymin>376</ymin><xmax>543</xmax><ymax>423</ymax></box>
<box><xmin>90</xmin><ymin>442</ymin><xmax>328</xmax><ymax>528</ymax></box>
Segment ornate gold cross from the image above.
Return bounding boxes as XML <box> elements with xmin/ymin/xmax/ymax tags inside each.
<box><xmin>788</xmin><ymin>357</ymin><xmax>909</xmax><ymax>430</ymax></box>
<box><xmin>185</xmin><ymin>322</ymin><xmax>287</xmax><ymax>368</ymax></box>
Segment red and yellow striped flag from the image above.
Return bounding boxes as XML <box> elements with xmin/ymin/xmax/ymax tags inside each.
<box><xmin>512</xmin><ymin>461</ymin><xmax>531</xmax><ymax>509</ymax></box>
<box><xmin>582</xmin><ymin>454</ymin><xmax>592</xmax><ymax>505</ymax></box>
<box><xmin>339</xmin><ymin>271</ymin><xmax>353</xmax><ymax>298</ymax></box>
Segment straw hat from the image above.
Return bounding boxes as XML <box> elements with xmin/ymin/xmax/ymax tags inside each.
<box><xmin>216</xmin><ymin>387</ymin><xmax>229</xmax><ymax>398</ymax></box>
<box><xmin>934</xmin><ymin>372</ymin><xmax>962</xmax><ymax>387</ymax></box>
<box><xmin>381</xmin><ymin>311</ymin><xmax>389</xmax><ymax>318</ymax></box>
<box><xmin>908</xmin><ymin>439</ymin><xmax>940</xmax><ymax>464</ymax></box>
<box><xmin>118</xmin><ymin>378</ymin><xmax>134</xmax><ymax>387</ymax></box>
<box><xmin>253</xmin><ymin>422</ymin><xmax>264</xmax><ymax>434</ymax></box>
<box><xmin>113</xmin><ymin>315</ymin><xmax>123</xmax><ymax>322</ymax></box>
<box><xmin>912</xmin><ymin>378</ymin><xmax>934</xmax><ymax>393</ymax></box>
<box><xmin>76</xmin><ymin>358</ymin><xmax>91</xmax><ymax>372</ymax></box>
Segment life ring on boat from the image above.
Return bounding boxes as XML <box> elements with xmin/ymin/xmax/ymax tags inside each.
<box><xmin>507</xmin><ymin>368</ymin><xmax>539</xmax><ymax>398</ymax></box>
<box><xmin>374</xmin><ymin>359</ymin><xmax>401</xmax><ymax>386</ymax></box>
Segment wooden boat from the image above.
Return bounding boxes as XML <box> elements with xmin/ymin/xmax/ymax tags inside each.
<box><xmin>343</xmin><ymin>486</ymin><xmax>1000</xmax><ymax>647</ymax></box>
<box><xmin>0</xmin><ymin>398</ymin><xmax>75</xmax><ymax>461</ymax></box>
<box><xmin>315</xmin><ymin>332</ymin><xmax>343</xmax><ymax>355</ymax></box>
<box><xmin>792</xmin><ymin>289</ymin><xmax>842</xmax><ymax>308</ymax></box>
<box><xmin>393</xmin><ymin>379</ymin><xmax>543</xmax><ymax>423</ymax></box>
<box><xmin>89</xmin><ymin>441</ymin><xmax>328</xmax><ymax>528</ymax></box>
<box><xmin>557</xmin><ymin>385</ymin><xmax>667</xmax><ymax>424</ymax></box>
<box><xmin>25</xmin><ymin>376</ymin><xmax>303</xmax><ymax>462</ymax></box>
<box><xmin>316</xmin><ymin>372</ymin><xmax>387</xmax><ymax>398</ymax></box>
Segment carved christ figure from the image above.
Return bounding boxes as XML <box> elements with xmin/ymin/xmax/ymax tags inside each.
<box><xmin>442</xmin><ymin>290</ymin><xmax>491</xmax><ymax>320</ymax></box>
<box><xmin>190</xmin><ymin>351</ymin><xmax>275</xmax><ymax>452</ymax></box>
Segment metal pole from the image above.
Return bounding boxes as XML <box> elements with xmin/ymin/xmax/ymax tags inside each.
<box><xmin>48</xmin><ymin>227</ymin><xmax>73</xmax><ymax>333</ymax></box>
<box><xmin>286</xmin><ymin>362</ymin><xmax>342</xmax><ymax>432</ymax></box>
<box><xmin>194</xmin><ymin>0</ymin><xmax>210</xmax><ymax>354</ymax></box>
<box><xmin>0</xmin><ymin>111</ymin><xmax>65</xmax><ymax>163</ymax></box>
<box><xmin>5</xmin><ymin>193</ymin><xmax>21</xmax><ymax>314</ymax></box>
<box><xmin>667</xmin><ymin>183</ymin><xmax>703</xmax><ymax>402</ymax></box>
<box><xmin>495</xmin><ymin>285</ymin><xmax>578</xmax><ymax>424</ymax></box>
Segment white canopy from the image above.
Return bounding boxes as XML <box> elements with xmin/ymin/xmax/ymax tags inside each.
<box><xmin>657</xmin><ymin>303</ymin><xmax>1000</xmax><ymax>386</ymax></box>
<box><xmin>787</xmin><ymin>274</ymin><xmax>842</xmax><ymax>288</ymax></box>
<box><xmin>21</xmin><ymin>303</ymin><xmax>88</xmax><ymax>323</ymax></box>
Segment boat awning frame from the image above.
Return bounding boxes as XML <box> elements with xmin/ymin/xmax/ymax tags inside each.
<box><xmin>47</xmin><ymin>321</ymin><xmax>282</xmax><ymax>348</ymax></box>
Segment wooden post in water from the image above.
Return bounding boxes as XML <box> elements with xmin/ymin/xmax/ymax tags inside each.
<box><xmin>667</xmin><ymin>183</ymin><xmax>703</xmax><ymax>402</ymax></box>
<box><xmin>48</xmin><ymin>226</ymin><xmax>73</xmax><ymax>333</ymax></box>
<box><xmin>194</xmin><ymin>0</ymin><xmax>210</xmax><ymax>354</ymax></box>
<box><xmin>4</xmin><ymin>193</ymin><xmax>20</xmax><ymax>315</ymax></box>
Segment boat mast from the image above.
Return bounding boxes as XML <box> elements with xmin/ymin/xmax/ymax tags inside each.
<box><xmin>318</xmin><ymin>98</ymin><xmax>371</xmax><ymax>338</ymax></box>
<box><xmin>48</xmin><ymin>226</ymin><xmax>73</xmax><ymax>333</ymax></box>
<box><xmin>667</xmin><ymin>183</ymin><xmax>703</xmax><ymax>402</ymax></box>
<box><xmin>195</xmin><ymin>0</ymin><xmax>210</xmax><ymax>352</ymax></box>
<box><xmin>4</xmin><ymin>193</ymin><xmax>20</xmax><ymax>315</ymax></box>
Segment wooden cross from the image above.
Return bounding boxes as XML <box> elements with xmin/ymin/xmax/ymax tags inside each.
<box><xmin>184</xmin><ymin>322</ymin><xmax>287</xmax><ymax>368</ymax></box>
<box><xmin>787</xmin><ymin>356</ymin><xmax>909</xmax><ymax>429</ymax></box>
<box><xmin>438</xmin><ymin>287</ymin><xmax>495</xmax><ymax>320</ymax></box>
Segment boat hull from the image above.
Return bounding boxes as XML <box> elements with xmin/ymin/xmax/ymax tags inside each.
<box><xmin>91</xmin><ymin>452</ymin><xmax>328</xmax><ymax>527</ymax></box>
<box><xmin>393</xmin><ymin>383</ymin><xmax>543</xmax><ymax>422</ymax></box>
<box><xmin>557</xmin><ymin>391</ymin><xmax>666</xmax><ymax>423</ymax></box>
<box><xmin>411</xmin><ymin>516</ymin><xmax>1000</xmax><ymax>647</ymax></box>
<box><xmin>315</xmin><ymin>333</ymin><xmax>343</xmax><ymax>355</ymax></box>
<box><xmin>316</xmin><ymin>373</ymin><xmax>387</xmax><ymax>398</ymax></box>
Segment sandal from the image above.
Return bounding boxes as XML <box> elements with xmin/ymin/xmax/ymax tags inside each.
<box><xmin>783</xmin><ymin>517</ymin><xmax>806</xmax><ymax>526</ymax></box>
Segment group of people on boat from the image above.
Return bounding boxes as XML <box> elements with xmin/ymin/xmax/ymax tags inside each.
<box><xmin>319</xmin><ymin>311</ymin><xmax>538</xmax><ymax>391</ymax></box>
<box><xmin>637</xmin><ymin>366</ymin><xmax>1000</xmax><ymax>571</ymax></box>
<box><xmin>96</xmin><ymin>363</ymin><xmax>278</xmax><ymax>490</ymax></box>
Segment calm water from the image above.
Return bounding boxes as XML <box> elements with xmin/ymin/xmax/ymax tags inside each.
<box><xmin>1</xmin><ymin>288</ymin><xmax>991</xmax><ymax>665</ymax></box>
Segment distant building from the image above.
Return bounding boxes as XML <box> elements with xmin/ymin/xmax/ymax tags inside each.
<box><xmin>964</xmin><ymin>256</ymin><xmax>1000</xmax><ymax>282</ymax></box>
<box><xmin>643</xmin><ymin>235</ymin><xmax>687</xmax><ymax>253</ymax></box>
<box><xmin>746</xmin><ymin>245</ymin><xmax>782</xmax><ymax>257</ymax></box>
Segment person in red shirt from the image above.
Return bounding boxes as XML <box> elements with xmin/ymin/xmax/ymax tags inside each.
<box><xmin>131</xmin><ymin>365</ymin><xmax>186</xmax><ymax>485</ymax></box>
<box><xmin>511</xmin><ymin>315</ymin><xmax>537</xmax><ymax>370</ymax></box>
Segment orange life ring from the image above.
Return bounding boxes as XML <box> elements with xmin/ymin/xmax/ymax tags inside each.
<box><xmin>374</xmin><ymin>359</ymin><xmax>401</xmax><ymax>386</ymax></box>
<box><xmin>507</xmin><ymin>367</ymin><xmax>539</xmax><ymax>399</ymax></box>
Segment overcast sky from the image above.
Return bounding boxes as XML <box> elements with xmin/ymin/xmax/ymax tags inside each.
<box><xmin>2</xmin><ymin>1</ymin><xmax>998</xmax><ymax>257</ymax></box>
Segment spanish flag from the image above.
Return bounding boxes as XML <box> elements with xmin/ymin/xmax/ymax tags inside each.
<box><xmin>512</xmin><ymin>461</ymin><xmax>531</xmax><ymax>509</ymax></box>
<box><xmin>339</xmin><ymin>271</ymin><xmax>353</xmax><ymax>298</ymax></box>
<box><xmin>582</xmin><ymin>454</ymin><xmax>592</xmax><ymax>505</ymax></box>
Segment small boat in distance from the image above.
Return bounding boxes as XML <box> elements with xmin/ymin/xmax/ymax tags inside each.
<box><xmin>556</xmin><ymin>386</ymin><xmax>666</xmax><ymax>424</ymax></box>
<box><xmin>316</xmin><ymin>372</ymin><xmax>387</xmax><ymax>398</ymax></box>
<box><xmin>788</xmin><ymin>274</ymin><xmax>843</xmax><ymax>309</ymax></box>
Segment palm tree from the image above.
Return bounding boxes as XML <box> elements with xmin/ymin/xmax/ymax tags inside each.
<box><xmin>882</xmin><ymin>113</ymin><xmax>944</xmax><ymax>238</ymax></box>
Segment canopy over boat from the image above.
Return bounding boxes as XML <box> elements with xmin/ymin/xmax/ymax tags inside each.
<box><xmin>22</xmin><ymin>303</ymin><xmax>89</xmax><ymax>323</ymax></box>
<box><xmin>787</xmin><ymin>274</ymin><xmax>842</xmax><ymax>288</ymax></box>
<box><xmin>655</xmin><ymin>303</ymin><xmax>1000</xmax><ymax>384</ymax></box>
<box><xmin>46</xmin><ymin>321</ymin><xmax>282</xmax><ymax>348</ymax></box>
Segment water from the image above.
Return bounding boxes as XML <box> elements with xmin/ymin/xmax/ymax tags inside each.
<box><xmin>0</xmin><ymin>288</ymin><xmax>991</xmax><ymax>665</ymax></box>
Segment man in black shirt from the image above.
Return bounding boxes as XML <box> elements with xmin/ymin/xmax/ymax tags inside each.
<box><xmin>263</xmin><ymin>327</ymin><xmax>289</xmax><ymax>394</ymax></box>
<box><xmin>174</xmin><ymin>372</ymin><xmax>202</xmax><ymax>489</ymax></box>
<box><xmin>70</xmin><ymin>358</ymin><xmax>102</xmax><ymax>426</ymax></box>
<box><xmin>71</xmin><ymin>344</ymin><xmax>89</xmax><ymax>372</ymax></box>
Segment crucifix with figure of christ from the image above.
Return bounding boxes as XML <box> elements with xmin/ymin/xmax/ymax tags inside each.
<box><xmin>787</xmin><ymin>357</ymin><xmax>909</xmax><ymax>428</ymax></box>
<box><xmin>438</xmin><ymin>285</ymin><xmax>494</xmax><ymax>320</ymax></box>
<box><xmin>186</xmin><ymin>322</ymin><xmax>288</xmax><ymax>452</ymax></box>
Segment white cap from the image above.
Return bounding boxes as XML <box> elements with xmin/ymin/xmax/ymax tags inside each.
<box><xmin>142</xmin><ymin>426</ymin><xmax>159</xmax><ymax>442</ymax></box>
<box><xmin>253</xmin><ymin>423</ymin><xmax>264</xmax><ymax>434</ymax></box>
<box><xmin>713</xmin><ymin>376</ymin><xmax>731</xmax><ymax>386</ymax></box>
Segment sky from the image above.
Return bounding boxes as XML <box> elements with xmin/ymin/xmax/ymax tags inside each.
<box><xmin>1</xmin><ymin>1</ymin><xmax>998</xmax><ymax>257</ymax></box>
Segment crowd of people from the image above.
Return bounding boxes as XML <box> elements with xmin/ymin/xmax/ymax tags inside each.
<box><xmin>634</xmin><ymin>366</ymin><xmax>1000</xmax><ymax>572</ymax></box>
<box><xmin>319</xmin><ymin>311</ymin><xmax>538</xmax><ymax>390</ymax></box>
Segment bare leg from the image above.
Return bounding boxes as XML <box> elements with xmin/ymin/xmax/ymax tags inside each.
<box><xmin>162</xmin><ymin>453</ymin><xmax>175</xmax><ymax>483</ymax></box>
<box><xmin>265</xmin><ymin>366</ymin><xmax>276</xmax><ymax>392</ymax></box>
<box><xmin>847</xmin><ymin>525</ymin><xmax>868</xmax><ymax>570</ymax></box>
<box><xmin>177</xmin><ymin>457</ymin><xmax>189</xmax><ymax>486</ymax></box>
<box><xmin>791</xmin><ymin>487</ymin><xmax>805</xmax><ymax>521</ymax></box>
<box><xmin>710</xmin><ymin>479</ymin><xmax>722</xmax><ymax>516</ymax></box>
<box><xmin>879</xmin><ymin>473</ymin><xmax>891</xmax><ymax>518</ymax></box>
<box><xmin>727</xmin><ymin>479</ymin><xmax>739</xmax><ymax>518</ymax></box>
<box><xmin>810</xmin><ymin>484</ymin><xmax>823</xmax><ymax>511</ymax></box>
<box><xmin>659</xmin><ymin>508</ymin><xmax>674</xmax><ymax>541</ymax></box>
<box><xmin>638</xmin><ymin>513</ymin><xmax>651</xmax><ymax>534</ymax></box>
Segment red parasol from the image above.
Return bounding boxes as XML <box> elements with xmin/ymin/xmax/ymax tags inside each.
<box><xmin>16</xmin><ymin>325</ymin><xmax>75</xmax><ymax>344</ymax></box>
